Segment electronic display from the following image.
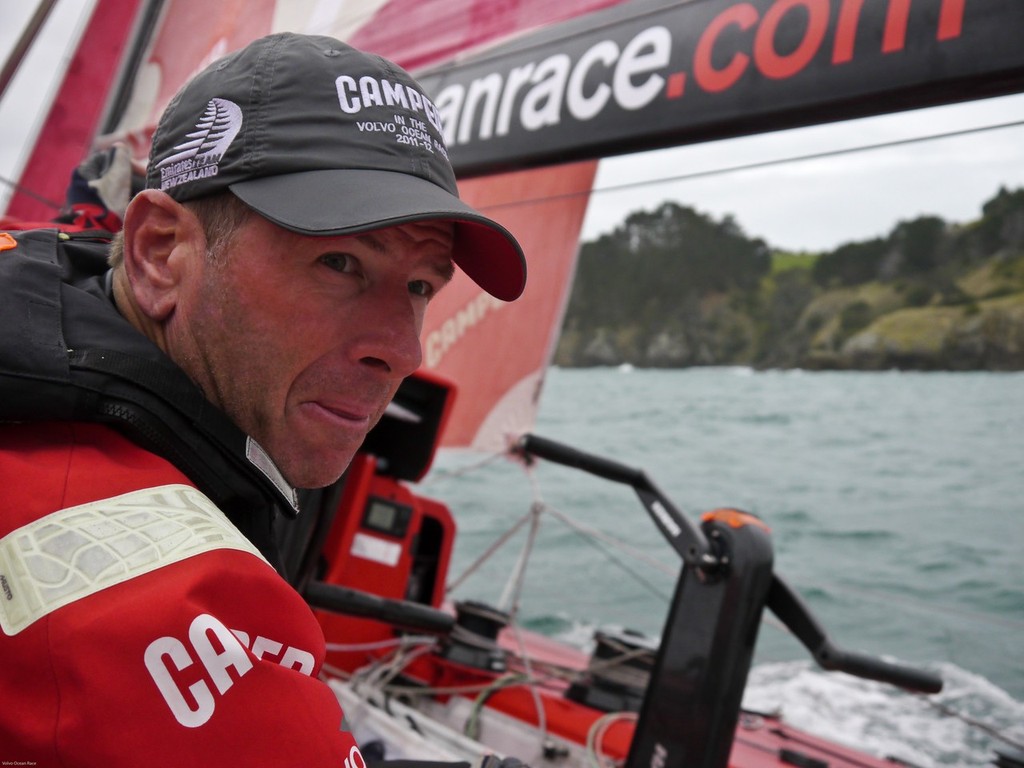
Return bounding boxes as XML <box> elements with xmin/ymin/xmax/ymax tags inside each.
<box><xmin>362</xmin><ymin>497</ymin><xmax>412</xmax><ymax>538</ymax></box>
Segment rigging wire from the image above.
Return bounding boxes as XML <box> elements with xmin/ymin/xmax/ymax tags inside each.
<box><xmin>0</xmin><ymin>0</ymin><xmax>58</xmax><ymax>101</ymax></box>
<box><xmin>445</xmin><ymin>505</ymin><xmax>535</xmax><ymax>595</ymax></box>
<box><xmin>542</xmin><ymin>503</ymin><xmax>675</xmax><ymax>576</ymax></box>
<box><xmin>542</xmin><ymin>502</ymin><xmax>675</xmax><ymax>603</ymax></box>
<box><xmin>801</xmin><ymin>580</ymin><xmax>1024</xmax><ymax>632</ymax></box>
<box><xmin>428</xmin><ymin>450</ymin><xmax>509</xmax><ymax>480</ymax></box>
<box><xmin>0</xmin><ymin>171</ymin><xmax>64</xmax><ymax>211</ymax></box>
<box><xmin>476</xmin><ymin>119</ymin><xmax>1024</xmax><ymax>216</ymax></box>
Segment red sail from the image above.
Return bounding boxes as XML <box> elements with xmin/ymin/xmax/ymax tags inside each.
<box><xmin>421</xmin><ymin>161</ymin><xmax>597</xmax><ymax>450</ymax></box>
<box><xmin>4</xmin><ymin>0</ymin><xmax>144</xmax><ymax>223</ymax></box>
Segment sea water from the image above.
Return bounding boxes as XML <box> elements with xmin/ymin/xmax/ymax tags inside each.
<box><xmin>420</xmin><ymin>367</ymin><xmax>1024</xmax><ymax>767</ymax></box>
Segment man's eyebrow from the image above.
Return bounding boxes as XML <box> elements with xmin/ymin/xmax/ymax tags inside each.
<box><xmin>356</xmin><ymin>233</ymin><xmax>387</xmax><ymax>254</ymax></box>
<box><xmin>433</xmin><ymin>260</ymin><xmax>456</xmax><ymax>284</ymax></box>
<box><xmin>356</xmin><ymin>232</ymin><xmax>456</xmax><ymax>284</ymax></box>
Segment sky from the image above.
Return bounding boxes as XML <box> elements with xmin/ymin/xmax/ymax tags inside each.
<box><xmin>3</xmin><ymin>1</ymin><xmax>1024</xmax><ymax>253</ymax></box>
<box><xmin>583</xmin><ymin>91</ymin><xmax>1024</xmax><ymax>252</ymax></box>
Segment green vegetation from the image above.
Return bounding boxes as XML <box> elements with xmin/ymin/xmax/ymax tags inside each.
<box><xmin>770</xmin><ymin>250</ymin><xmax>818</xmax><ymax>275</ymax></box>
<box><xmin>554</xmin><ymin>186</ymin><xmax>1024</xmax><ymax>370</ymax></box>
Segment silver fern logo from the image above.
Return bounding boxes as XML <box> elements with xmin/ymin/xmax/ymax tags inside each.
<box><xmin>156</xmin><ymin>98</ymin><xmax>243</xmax><ymax>191</ymax></box>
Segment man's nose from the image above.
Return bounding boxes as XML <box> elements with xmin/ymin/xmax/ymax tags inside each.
<box><xmin>350</xmin><ymin>289</ymin><xmax>423</xmax><ymax>378</ymax></box>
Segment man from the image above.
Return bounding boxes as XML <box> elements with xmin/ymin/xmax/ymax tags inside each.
<box><xmin>0</xmin><ymin>32</ymin><xmax>525</xmax><ymax>764</ymax></box>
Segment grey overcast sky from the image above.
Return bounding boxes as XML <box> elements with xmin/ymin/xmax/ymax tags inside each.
<box><xmin>4</xmin><ymin>0</ymin><xmax>1024</xmax><ymax>252</ymax></box>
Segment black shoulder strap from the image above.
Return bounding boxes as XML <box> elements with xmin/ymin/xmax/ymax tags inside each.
<box><xmin>0</xmin><ymin>228</ymin><xmax>299</xmax><ymax>571</ymax></box>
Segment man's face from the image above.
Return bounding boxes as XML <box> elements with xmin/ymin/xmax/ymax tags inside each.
<box><xmin>169</xmin><ymin>214</ymin><xmax>455</xmax><ymax>488</ymax></box>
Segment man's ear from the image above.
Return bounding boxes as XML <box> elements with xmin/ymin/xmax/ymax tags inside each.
<box><xmin>120</xmin><ymin>189</ymin><xmax>205</xmax><ymax>321</ymax></box>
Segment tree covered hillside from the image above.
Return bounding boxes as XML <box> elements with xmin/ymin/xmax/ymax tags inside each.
<box><xmin>555</xmin><ymin>187</ymin><xmax>1024</xmax><ymax>370</ymax></box>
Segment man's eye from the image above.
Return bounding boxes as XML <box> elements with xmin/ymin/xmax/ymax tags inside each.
<box><xmin>320</xmin><ymin>252</ymin><xmax>357</xmax><ymax>273</ymax></box>
<box><xmin>409</xmin><ymin>280</ymin><xmax>435</xmax><ymax>298</ymax></box>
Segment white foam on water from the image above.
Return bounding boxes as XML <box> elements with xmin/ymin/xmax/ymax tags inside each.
<box><xmin>744</xmin><ymin>660</ymin><xmax>1024</xmax><ymax>768</ymax></box>
<box><xmin>551</xmin><ymin>619</ymin><xmax>1024</xmax><ymax>766</ymax></box>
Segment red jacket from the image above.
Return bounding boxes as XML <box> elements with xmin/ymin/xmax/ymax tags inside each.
<box><xmin>0</xmin><ymin>420</ymin><xmax>362</xmax><ymax>764</ymax></box>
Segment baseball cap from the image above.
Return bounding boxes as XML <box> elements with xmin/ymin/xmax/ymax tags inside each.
<box><xmin>147</xmin><ymin>32</ymin><xmax>526</xmax><ymax>301</ymax></box>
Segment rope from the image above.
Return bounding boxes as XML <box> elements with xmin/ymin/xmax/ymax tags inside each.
<box><xmin>325</xmin><ymin>635</ymin><xmax>438</xmax><ymax>653</ymax></box>
<box><xmin>463</xmin><ymin>672</ymin><xmax>530</xmax><ymax>740</ymax></box>
<box><xmin>508</xmin><ymin>618</ymin><xmax>549</xmax><ymax>745</ymax></box>
<box><xmin>923</xmin><ymin>697</ymin><xmax>1024</xmax><ymax>752</ymax></box>
<box><xmin>586</xmin><ymin>711</ymin><xmax>638</xmax><ymax>768</ymax></box>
